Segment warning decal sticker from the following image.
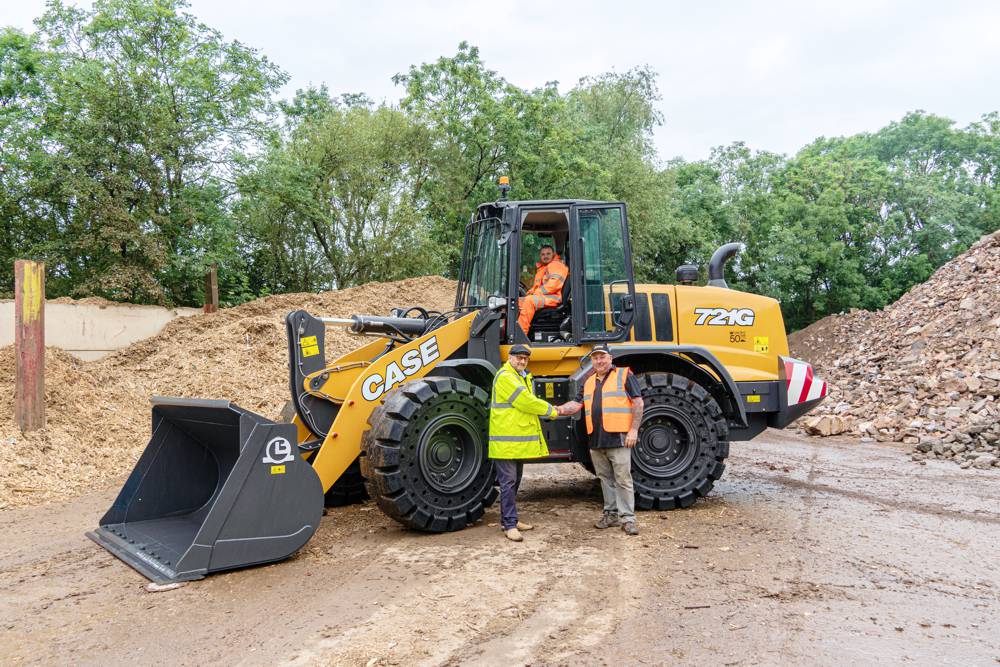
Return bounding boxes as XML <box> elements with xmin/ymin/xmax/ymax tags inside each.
<box><xmin>300</xmin><ymin>335</ymin><xmax>320</xmax><ymax>358</ymax></box>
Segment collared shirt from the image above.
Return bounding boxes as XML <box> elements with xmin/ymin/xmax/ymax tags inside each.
<box><xmin>574</xmin><ymin>366</ymin><xmax>643</xmax><ymax>449</ymax></box>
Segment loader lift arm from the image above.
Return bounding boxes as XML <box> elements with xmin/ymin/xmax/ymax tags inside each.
<box><xmin>288</xmin><ymin>310</ymin><xmax>481</xmax><ymax>495</ymax></box>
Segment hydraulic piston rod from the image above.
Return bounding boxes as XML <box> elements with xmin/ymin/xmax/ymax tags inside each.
<box><xmin>319</xmin><ymin>315</ymin><xmax>430</xmax><ymax>336</ymax></box>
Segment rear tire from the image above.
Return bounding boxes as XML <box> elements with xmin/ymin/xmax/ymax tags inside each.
<box><xmin>631</xmin><ymin>373</ymin><xmax>729</xmax><ymax>510</ymax></box>
<box><xmin>361</xmin><ymin>377</ymin><xmax>498</xmax><ymax>532</ymax></box>
<box><xmin>323</xmin><ymin>457</ymin><xmax>369</xmax><ymax>507</ymax></box>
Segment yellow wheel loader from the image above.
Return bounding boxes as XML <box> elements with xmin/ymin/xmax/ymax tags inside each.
<box><xmin>89</xmin><ymin>189</ymin><xmax>827</xmax><ymax>583</ymax></box>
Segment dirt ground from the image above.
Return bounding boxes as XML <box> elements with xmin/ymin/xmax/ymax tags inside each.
<box><xmin>1</xmin><ymin>430</ymin><xmax>997</xmax><ymax>666</ymax></box>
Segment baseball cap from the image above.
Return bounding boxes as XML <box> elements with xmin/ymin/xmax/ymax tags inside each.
<box><xmin>590</xmin><ymin>343</ymin><xmax>612</xmax><ymax>356</ymax></box>
<box><xmin>509</xmin><ymin>344</ymin><xmax>532</xmax><ymax>357</ymax></box>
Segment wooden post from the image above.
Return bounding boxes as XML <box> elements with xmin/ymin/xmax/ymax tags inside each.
<box><xmin>204</xmin><ymin>264</ymin><xmax>219</xmax><ymax>313</ymax></box>
<box><xmin>15</xmin><ymin>260</ymin><xmax>45</xmax><ymax>432</ymax></box>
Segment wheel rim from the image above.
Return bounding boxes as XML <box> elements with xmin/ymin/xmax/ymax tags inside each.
<box><xmin>417</xmin><ymin>413</ymin><xmax>484</xmax><ymax>494</ymax></box>
<box><xmin>633</xmin><ymin>406</ymin><xmax>698</xmax><ymax>478</ymax></box>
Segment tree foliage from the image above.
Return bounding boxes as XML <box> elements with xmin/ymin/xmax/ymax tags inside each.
<box><xmin>1</xmin><ymin>0</ymin><xmax>285</xmax><ymax>303</ymax></box>
<box><xmin>237</xmin><ymin>89</ymin><xmax>440</xmax><ymax>293</ymax></box>
<box><xmin>1</xmin><ymin>8</ymin><xmax>998</xmax><ymax>333</ymax></box>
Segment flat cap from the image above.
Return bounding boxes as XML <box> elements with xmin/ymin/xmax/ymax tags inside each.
<box><xmin>509</xmin><ymin>344</ymin><xmax>532</xmax><ymax>357</ymax></box>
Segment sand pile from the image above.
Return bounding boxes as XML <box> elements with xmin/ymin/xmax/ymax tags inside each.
<box><xmin>0</xmin><ymin>276</ymin><xmax>457</xmax><ymax>508</ymax></box>
<box><xmin>789</xmin><ymin>231</ymin><xmax>1000</xmax><ymax>468</ymax></box>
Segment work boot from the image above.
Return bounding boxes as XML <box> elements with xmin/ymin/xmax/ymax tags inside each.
<box><xmin>594</xmin><ymin>512</ymin><xmax>621</xmax><ymax>529</ymax></box>
<box><xmin>505</xmin><ymin>527</ymin><xmax>524</xmax><ymax>542</ymax></box>
<box><xmin>622</xmin><ymin>521</ymin><xmax>639</xmax><ymax>536</ymax></box>
<box><xmin>516</xmin><ymin>521</ymin><xmax>534</xmax><ymax>531</ymax></box>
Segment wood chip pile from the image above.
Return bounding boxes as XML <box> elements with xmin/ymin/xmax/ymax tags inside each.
<box><xmin>789</xmin><ymin>230</ymin><xmax>1000</xmax><ymax>468</ymax></box>
<box><xmin>0</xmin><ymin>276</ymin><xmax>457</xmax><ymax>508</ymax></box>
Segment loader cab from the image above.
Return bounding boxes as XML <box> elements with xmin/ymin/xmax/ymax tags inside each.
<box><xmin>456</xmin><ymin>199</ymin><xmax>636</xmax><ymax>346</ymax></box>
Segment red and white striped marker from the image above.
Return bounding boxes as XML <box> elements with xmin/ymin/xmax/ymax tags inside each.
<box><xmin>783</xmin><ymin>357</ymin><xmax>827</xmax><ymax>406</ymax></box>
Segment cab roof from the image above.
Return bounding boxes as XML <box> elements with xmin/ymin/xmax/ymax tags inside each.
<box><xmin>477</xmin><ymin>198</ymin><xmax>608</xmax><ymax>210</ymax></box>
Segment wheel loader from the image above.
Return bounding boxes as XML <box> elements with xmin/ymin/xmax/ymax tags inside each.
<box><xmin>88</xmin><ymin>186</ymin><xmax>828</xmax><ymax>583</ymax></box>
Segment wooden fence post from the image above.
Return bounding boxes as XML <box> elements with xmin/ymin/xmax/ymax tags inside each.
<box><xmin>15</xmin><ymin>260</ymin><xmax>45</xmax><ymax>432</ymax></box>
<box><xmin>204</xmin><ymin>264</ymin><xmax>219</xmax><ymax>313</ymax></box>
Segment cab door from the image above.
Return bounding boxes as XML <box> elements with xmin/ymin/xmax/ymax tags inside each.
<box><xmin>570</xmin><ymin>204</ymin><xmax>636</xmax><ymax>342</ymax></box>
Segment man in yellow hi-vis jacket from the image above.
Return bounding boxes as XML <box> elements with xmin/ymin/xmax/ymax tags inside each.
<box><xmin>489</xmin><ymin>344</ymin><xmax>558</xmax><ymax>542</ymax></box>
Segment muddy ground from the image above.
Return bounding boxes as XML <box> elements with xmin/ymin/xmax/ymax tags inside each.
<box><xmin>1</xmin><ymin>430</ymin><xmax>998</xmax><ymax>666</ymax></box>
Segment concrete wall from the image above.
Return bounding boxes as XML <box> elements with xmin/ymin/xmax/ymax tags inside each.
<box><xmin>0</xmin><ymin>301</ymin><xmax>201</xmax><ymax>360</ymax></box>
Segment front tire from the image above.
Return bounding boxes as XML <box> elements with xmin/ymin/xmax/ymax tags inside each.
<box><xmin>632</xmin><ymin>373</ymin><xmax>729</xmax><ymax>510</ymax></box>
<box><xmin>361</xmin><ymin>377</ymin><xmax>498</xmax><ymax>532</ymax></box>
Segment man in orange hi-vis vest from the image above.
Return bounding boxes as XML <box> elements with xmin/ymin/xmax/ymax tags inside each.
<box><xmin>556</xmin><ymin>343</ymin><xmax>644</xmax><ymax>535</ymax></box>
<box><xmin>517</xmin><ymin>245</ymin><xmax>569</xmax><ymax>335</ymax></box>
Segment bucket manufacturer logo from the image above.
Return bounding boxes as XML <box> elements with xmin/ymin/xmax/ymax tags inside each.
<box><xmin>361</xmin><ymin>337</ymin><xmax>441</xmax><ymax>401</ymax></box>
<box><xmin>262</xmin><ymin>437</ymin><xmax>294</xmax><ymax>465</ymax></box>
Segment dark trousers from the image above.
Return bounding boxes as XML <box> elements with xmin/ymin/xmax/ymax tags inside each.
<box><xmin>494</xmin><ymin>460</ymin><xmax>524</xmax><ymax>530</ymax></box>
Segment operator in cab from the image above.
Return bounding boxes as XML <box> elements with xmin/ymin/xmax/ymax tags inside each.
<box><xmin>517</xmin><ymin>244</ymin><xmax>569</xmax><ymax>335</ymax></box>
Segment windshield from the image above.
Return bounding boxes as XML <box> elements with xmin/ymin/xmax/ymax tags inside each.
<box><xmin>458</xmin><ymin>216</ymin><xmax>509</xmax><ymax>307</ymax></box>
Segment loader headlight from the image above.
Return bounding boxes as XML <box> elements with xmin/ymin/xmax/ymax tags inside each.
<box><xmin>488</xmin><ymin>295</ymin><xmax>507</xmax><ymax>311</ymax></box>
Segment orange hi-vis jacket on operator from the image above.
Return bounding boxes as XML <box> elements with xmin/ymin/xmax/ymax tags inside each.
<box><xmin>582</xmin><ymin>367</ymin><xmax>634</xmax><ymax>434</ymax></box>
<box><xmin>517</xmin><ymin>254</ymin><xmax>569</xmax><ymax>334</ymax></box>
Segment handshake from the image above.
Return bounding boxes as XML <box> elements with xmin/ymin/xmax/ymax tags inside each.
<box><xmin>552</xmin><ymin>401</ymin><xmax>581</xmax><ymax>417</ymax></box>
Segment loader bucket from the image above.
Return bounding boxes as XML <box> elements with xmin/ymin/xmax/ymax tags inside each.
<box><xmin>87</xmin><ymin>397</ymin><xmax>324</xmax><ymax>583</ymax></box>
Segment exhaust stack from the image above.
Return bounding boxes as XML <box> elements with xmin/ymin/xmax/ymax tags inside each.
<box><xmin>707</xmin><ymin>243</ymin><xmax>741</xmax><ymax>289</ymax></box>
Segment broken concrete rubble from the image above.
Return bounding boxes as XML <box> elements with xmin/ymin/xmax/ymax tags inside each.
<box><xmin>789</xmin><ymin>230</ymin><xmax>1000</xmax><ymax>468</ymax></box>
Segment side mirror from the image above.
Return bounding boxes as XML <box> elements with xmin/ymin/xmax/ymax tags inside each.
<box><xmin>612</xmin><ymin>294</ymin><xmax>634</xmax><ymax>326</ymax></box>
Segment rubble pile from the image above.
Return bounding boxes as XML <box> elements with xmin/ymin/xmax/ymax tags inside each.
<box><xmin>789</xmin><ymin>230</ymin><xmax>1000</xmax><ymax>468</ymax></box>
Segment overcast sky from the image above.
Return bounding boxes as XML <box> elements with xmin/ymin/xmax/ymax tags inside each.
<box><xmin>6</xmin><ymin>0</ymin><xmax>1000</xmax><ymax>163</ymax></box>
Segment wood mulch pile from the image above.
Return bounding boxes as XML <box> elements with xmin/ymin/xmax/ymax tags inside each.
<box><xmin>789</xmin><ymin>230</ymin><xmax>1000</xmax><ymax>468</ymax></box>
<box><xmin>0</xmin><ymin>276</ymin><xmax>457</xmax><ymax>509</ymax></box>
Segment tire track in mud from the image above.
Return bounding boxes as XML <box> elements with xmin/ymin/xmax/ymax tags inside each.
<box><xmin>0</xmin><ymin>545</ymin><xmax>108</xmax><ymax>587</ymax></box>
<box><xmin>763</xmin><ymin>445</ymin><xmax>820</xmax><ymax>660</ymax></box>
<box><xmin>747</xmin><ymin>472</ymin><xmax>1000</xmax><ymax>525</ymax></box>
<box><xmin>1</xmin><ymin>508</ymin><xmax>403</xmax><ymax>666</ymax></box>
<box><xmin>453</xmin><ymin>532</ymin><xmax>643</xmax><ymax>666</ymax></box>
<box><xmin>283</xmin><ymin>538</ymin><xmax>557</xmax><ymax>666</ymax></box>
<box><xmin>286</xmin><ymin>508</ymin><xmax>640</xmax><ymax>666</ymax></box>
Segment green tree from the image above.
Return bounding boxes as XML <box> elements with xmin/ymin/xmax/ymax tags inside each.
<box><xmin>764</xmin><ymin>143</ymin><xmax>892</xmax><ymax>328</ymax></box>
<box><xmin>4</xmin><ymin>0</ymin><xmax>285</xmax><ymax>304</ymax></box>
<box><xmin>868</xmin><ymin>111</ymin><xmax>997</xmax><ymax>292</ymax></box>
<box><xmin>0</xmin><ymin>28</ymin><xmax>51</xmax><ymax>297</ymax></box>
<box><xmin>238</xmin><ymin>95</ymin><xmax>441</xmax><ymax>293</ymax></box>
<box><xmin>393</xmin><ymin>42</ymin><xmax>517</xmax><ymax>273</ymax></box>
<box><xmin>396</xmin><ymin>45</ymin><xmax>672</xmax><ymax>276</ymax></box>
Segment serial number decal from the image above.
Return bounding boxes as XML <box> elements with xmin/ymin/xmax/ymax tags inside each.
<box><xmin>694</xmin><ymin>307</ymin><xmax>756</xmax><ymax>327</ymax></box>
